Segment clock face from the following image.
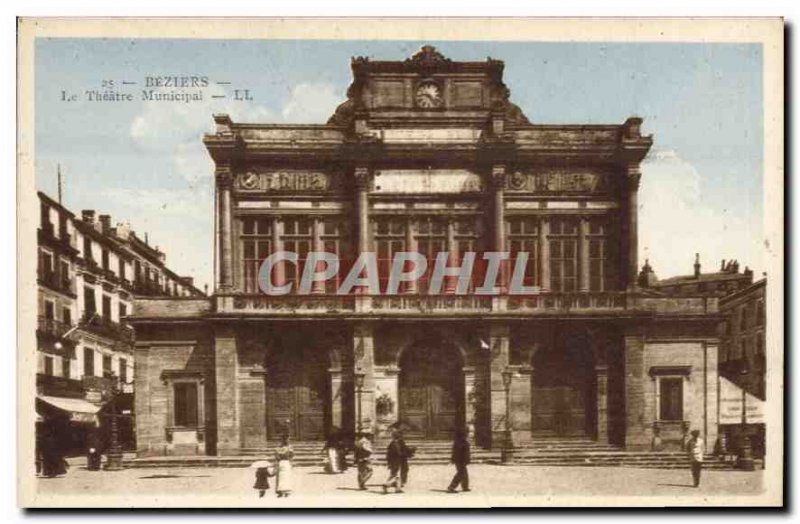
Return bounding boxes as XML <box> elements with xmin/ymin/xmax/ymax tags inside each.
<box><xmin>415</xmin><ymin>82</ymin><xmax>442</xmax><ymax>108</ymax></box>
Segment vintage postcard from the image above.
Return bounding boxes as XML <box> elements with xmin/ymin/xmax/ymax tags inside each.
<box><xmin>17</xmin><ymin>17</ymin><xmax>784</xmax><ymax>507</ymax></box>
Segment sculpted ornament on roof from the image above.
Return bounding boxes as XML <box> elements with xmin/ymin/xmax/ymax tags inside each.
<box><xmin>405</xmin><ymin>45</ymin><xmax>452</xmax><ymax>67</ymax></box>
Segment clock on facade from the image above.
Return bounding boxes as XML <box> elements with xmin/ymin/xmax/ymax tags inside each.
<box><xmin>415</xmin><ymin>81</ymin><xmax>443</xmax><ymax>108</ymax></box>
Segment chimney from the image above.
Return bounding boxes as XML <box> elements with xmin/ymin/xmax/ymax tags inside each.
<box><xmin>181</xmin><ymin>276</ymin><xmax>195</xmax><ymax>288</ymax></box>
<box><xmin>721</xmin><ymin>259</ymin><xmax>726</xmax><ymax>271</ymax></box>
<box><xmin>693</xmin><ymin>253</ymin><xmax>701</xmax><ymax>278</ymax></box>
<box><xmin>99</xmin><ymin>214</ymin><xmax>111</xmax><ymax>234</ymax></box>
<box><xmin>115</xmin><ymin>222</ymin><xmax>131</xmax><ymax>241</ymax></box>
<box><xmin>81</xmin><ymin>210</ymin><xmax>96</xmax><ymax>223</ymax></box>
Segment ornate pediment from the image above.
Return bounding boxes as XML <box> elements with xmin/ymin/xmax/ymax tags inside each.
<box><xmin>405</xmin><ymin>45</ymin><xmax>452</xmax><ymax>68</ymax></box>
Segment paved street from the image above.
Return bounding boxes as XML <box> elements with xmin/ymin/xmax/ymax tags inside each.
<box><xmin>30</xmin><ymin>461</ymin><xmax>766</xmax><ymax>507</ymax></box>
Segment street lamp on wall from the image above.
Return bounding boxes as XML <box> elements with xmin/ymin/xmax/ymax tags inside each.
<box><xmin>737</xmin><ymin>359</ymin><xmax>755</xmax><ymax>471</ymax></box>
<box><xmin>501</xmin><ymin>368</ymin><xmax>514</xmax><ymax>464</ymax></box>
<box><xmin>354</xmin><ymin>368</ymin><xmax>366</xmax><ymax>435</ymax></box>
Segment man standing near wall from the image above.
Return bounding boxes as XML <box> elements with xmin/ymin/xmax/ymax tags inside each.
<box><xmin>687</xmin><ymin>430</ymin><xmax>704</xmax><ymax>487</ymax></box>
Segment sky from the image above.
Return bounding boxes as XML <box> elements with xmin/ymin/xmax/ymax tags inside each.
<box><xmin>34</xmin><ymin>39</ymin><xmax>764</xmax><ymax>291</ymax></box>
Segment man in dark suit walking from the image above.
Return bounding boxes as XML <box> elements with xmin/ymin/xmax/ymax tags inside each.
<box><xmin>383</xmin><ymin>430</ymin><xmax>414</xmax><ymax>494</ymax></box>
<box><xmin>447</xmin><ymin>428</ymin><xmax>471</xmax><ymax>493</ymax></box>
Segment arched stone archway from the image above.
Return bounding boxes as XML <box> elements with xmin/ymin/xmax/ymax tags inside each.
<box><xmin>398</xmin><ymin>338</ymin><xmax>466</xmax><ymax>439</ymax></box>
<box><xmin>531</xmin><ymin>332</ymin><xmax>596</xmax><ymax>437</ymax></box>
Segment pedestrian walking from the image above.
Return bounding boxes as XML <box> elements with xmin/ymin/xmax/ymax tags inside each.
<box><xmin>322</xmin><ymin>430</ymin><xmax>341</xmax><ymax>474</ymax></box>
<box><xmin>686</xmin><ymin>429</ymin><xmax>704</xmax><ymax>487</ymax></box>
<box><xmin>447</xmin><ymin>428</ymin><xmax>471</xmax><ymax>493</ymax></box>
<box><xmin>274</xmin><ymin>434</ymin><xmax>295</xmax><ymax>498</ymax></box>
<box><xmin>40</xmin><ymin>424</ymin><xmax>68</xmax><ymax>478</ymax></box>
<box><xmin>251</xmin><ymin>460</ymin><xmax>274</xmax><ymax>498</ymax></box>
<box><xmin>354</xmin><ymin>431</ymin><xmax>374</xmax><ymax>490</ymax></box>
<box><xmin>383</xmin><ymin>430</ymin><xmax>415</xmax><ymax>494</ymax></box>
<box><xmin>86</xmin><ymin>428</ymin><xmax>102</xmax><ymax>471</ymax></box>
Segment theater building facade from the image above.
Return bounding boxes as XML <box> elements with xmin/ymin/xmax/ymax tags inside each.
<box><xmin>130</xmin><ymin>47</ymin><xmax>722</xmax><ymax>457</ymax></box>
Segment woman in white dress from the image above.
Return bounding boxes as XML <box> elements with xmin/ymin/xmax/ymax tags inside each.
<box><xmin>274</xmin><ymin>434</ymin><xmax>295</xmax><ymax>497</ymax></box>
<box><xmin>323</xmin><ymin>432</ymin><xmax>341</xmax><ymax>474</ymax></box>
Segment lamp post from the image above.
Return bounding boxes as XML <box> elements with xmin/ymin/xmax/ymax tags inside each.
<box><xmin>737</xmin><ymin>359</ymin><xmax>755</xmax><ymax>471</ymax></box>
<box><xmin>501</xmin><ymin>368</ymin><xmax>514</xmax><ymax>464</ymax></box>
<box><xmin>104</xmin><ymin>373</ymin><xmax>125</xmax><ymax>471</ymax></box>
<box><xmin>354</xmin><ymin>369</ymin><xmax>366</xmax><ymax>436</ymax></box>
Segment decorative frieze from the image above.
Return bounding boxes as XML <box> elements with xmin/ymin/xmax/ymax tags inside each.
<box><xmin>506</xmin><ymin>169</ymin><xmax>607</xmax><ymax>194</ymax></box>
<box><xmin>234</xmin><ymin>170</ymin><xmax>336</xmax><ymax>193</ymax></box>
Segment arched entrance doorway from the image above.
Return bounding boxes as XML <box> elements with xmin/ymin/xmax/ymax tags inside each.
<box><xmin>531</xmin><ymin>335</ymin><xmax>596</xmax><ymax>437</ymax></box>
<box><xmin>399</xmin><ymin>341</ymin><xmax>465</xmax><ymax>439</ymax></box>
<box><xmin>265</xmin><ymin>336</ymin><xmax>329</xmax><ymax>440</ymax></box>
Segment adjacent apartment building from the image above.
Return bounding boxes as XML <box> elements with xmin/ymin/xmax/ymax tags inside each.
<box><xmin>36</xmin><ymin>191</ymin><xmax>204</xmax><ymax>452</ymax></box>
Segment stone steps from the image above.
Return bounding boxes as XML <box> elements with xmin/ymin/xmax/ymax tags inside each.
<box><xmin>124</xmin><ymin>438</ymin><xmax>757</xmax><ymax>470</ymax></box>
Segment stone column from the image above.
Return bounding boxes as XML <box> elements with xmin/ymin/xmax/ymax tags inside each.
<box><xmin>491</xmin><ymin>165</ymin><xmax>508</xmax><ymax>292</ymax></box>
<box><xmin>463</xmin><ymin>366</ymin><xmax>477</xmax><ymax>444</ymax></box>
<box><xmin>579</xmin><ymin>217</ymin><xmax>591</xmax><ymax>292</ymax></box>
<box><xmin>214</xmin><ymin>325</ymin><xmax>240</xmax><ymax>455</ymax></box>
<box><xmin>595</xmin><ymin>364</ymin><xmax>609</xmax><ymax>443</ymax></box>
<box><xmin>239</xmin><ymin>369</ymin><xmax>267</xmax><ymax>448</ymax></box>
<box><xmin>354</xmin><ymin>167</ymin><xmax>373</xmax><ymax>297</ymax></box>
<box><xmin>539</xmin><ymin>219</ymin><xmax>551</xmax><ymax>291</ymax></box>
<box><xmin>625</xmin><ymin>165</ymin><xmax>642</xmax><ymax>290</ymax></box>
<box><xmin>489</xmin><ymin>324</ymin><xmax>510</xmax><ymax>447</ymax></box>
<box><xmin>311</xmin><ymin>218</ymin><xmax>326</xmax><ymax>295</ymax></box>
<box><xmin>216</xmin><ymin>167</ymin><xmax>234</xmax><ymax>291</ymax></box>
<box><xmin>623</xmin><ymin>330</ymin><xmax>650</xmax><ymax>449</ymax></box>
<box><xmin>404</xmin><ymin>218</ymin><xmax>418</xmax><ymax>294</ymax></box>
<box><xmin>271</xmin><ymin>218</ymin><xmax>286</xmax><ymax>288</ymax></box>
<box><xmin>354</xmin><ymin>167</ymin><xmax>372</xmax><ymax>255</ymax></box>
<box><xmin>329</xmin><ymin>366</ymin><xmax>343</xmax><ymax>430</ymax></box>
<box><xmin>445</xmin><ymin>219</ymin><xmax>458</xmax><ymax>294</ymax></box>
<box><xmin>352</xmin><ymin>322</ymin><xmax>376</xmax><ymax>434</ymax></box>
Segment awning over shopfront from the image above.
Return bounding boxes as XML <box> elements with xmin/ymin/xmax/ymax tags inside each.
<box><xmin>719</xmin><ymin>377</ymin><xmax>765</xmax><ymax>425</ymax></box>
<box><xmin>36</xmin><ymin>395</ymin><xmax>101</xmax><ymax>424</ymax></box>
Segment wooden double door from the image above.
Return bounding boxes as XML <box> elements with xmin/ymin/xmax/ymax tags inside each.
<box><xmin>399</xmin><ymin>344</ymin><xmax>465</xmax><ymax>439</ymax></box>
<box><xmin>265</xmin><ymin>345</ymin><xmax>328</xmax><ymax>440</ymax></box>
<box><xmin>532</xmin><ymin>345</ymin><xmax>595</xmax><ymax>437</ymax></box>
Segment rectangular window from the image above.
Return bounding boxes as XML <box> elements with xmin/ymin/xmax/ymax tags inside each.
<box><xmin>102</xmin><ymin>295</ymin><xmax>112</xmax><ymax>319</ymax></box>
<box><xmin>103</xmin><ymin>355</ymin><xmax>112</xmax><ymax>377</ymax></box>
<box><xmin>41</xmin><ymin>202</ymin><xmax>52</xmax><ymax>232</ymax></box>
<box><xmin>282</xmin><ymin>218</ymin><xmax>313</xmax><ymax>292</ymax></box>
<box><xmin>659</xmin><ymin>378</ymin><xmax>684</xmax><ymax>421</ymax></box>
<box><xmin>44</xmin><ymin>300</ymin><xmax>55</xmax><ymax>321</ymax></box>
<box><xmin>83</xmin><ymin>347</ymin><xmax>95</xmax><ymax>377</ymax></box>
<box><xmin>62</xmin><ymin>357</ymin><xmax>71</xmax><ymax>379</ymax></box>
<box><xmin>84</xmin><ymin>286</ymin><xmax>96</xmax><ymax>316</ymax></box>
<box><xmin>118</xmin><ymin>257</ymin><xmax>126</xmax><ymax>280</ymax></box>
<box><xmin>415</xmin><ymin>217</ymin><xmax>448</xmax><ymax>293</ymax></box>
<box><xmin>549</xmin><ymin>217</ymin><xmax>578</xmax><ymax>293</ymax></box>
<box><xmin>508</xmin><ymin>217</ymin><xmax>538</xmax><ymax>289</ymax></box>
<box><xmin>119</xmin><ymin>358</ymin><xmax>128</xmax><ymax>383</ymax></box>
<box><xmin>101</xmin><ymin>249</ymin><xmax>109</xmax><ymax>270</ymax></box>
<box><xmin>375</xmin><ymin>218</ymin><xmax>407</xmax><ymax>293</ymax></box>
<box><xmin>587</xmin><ymin>218</ymin><xmax>615</xmax><ymax>291</ymax></box>
<box><xmin>44</xmin><ymin>356</ymin><xmax>54</xmax><ymax>376</ymax></box>
<box><xmin>60</xmin><ymin>260</ymin><xmax>70</xmax><ymax>291</ymax></box>
<box><xmin>83</xmin><ymin>236</ymin><xmax>92</xmax><ymax>261</ymax></box>
<box><xmin>62</xmin><ymin>306</ymin><xmax>71</xmax><ymax>327</ymax></box>
<box><xmin>241</xmin><ymin>217</ymin><xmax>273</xmax><ymax>293</ymax></box>
<box><xmin>119</xmin><ymin>302</ymin><xmax>128</xmax><ymax>319</ymax></box>
<box><xmin>40</xmin><ymin>251</ymin><xmax>54</xmax><ymax>280</ymax></box>
<box><xmin>173</xmin><ymin>382</ymin><xmax>199</xmax><ymax>428</ymax></box>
